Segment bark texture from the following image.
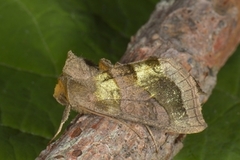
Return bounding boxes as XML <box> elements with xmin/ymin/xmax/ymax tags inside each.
<box><xmin>37</xmin><ymin>0</ymin><xmax>240</xmax><ymax>159</ymax></box>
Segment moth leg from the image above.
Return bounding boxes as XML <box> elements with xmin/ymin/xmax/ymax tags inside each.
<box><xmin>145</xmin><ymin>125</ymin><xmax>158</xmax><ymax>153</ymax></box>
<box><xmin>50</xmin><ymin>104</ymin><xmax>71</xmax><ymax>143</ymax></box>
<box><xmin>115</xmin><ymin>119</ymin><xmax>142</xmax><ymax>139</ymax></box>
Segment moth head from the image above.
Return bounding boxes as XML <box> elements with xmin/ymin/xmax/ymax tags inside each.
<box><xmin>53</xmin><ymin>77</ymin><xmax>69</xmax><ymax>106</ymax></box>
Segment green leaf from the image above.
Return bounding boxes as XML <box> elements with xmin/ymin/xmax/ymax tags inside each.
<box><xmin>1</xmin><ymin>0</ymin><xmax>239</xmax><ymax>160</ymax></box>
<box><xmin>0</xmin><ymin>126</ymin><xmax>47</xmax><ymax>160</ymax></box>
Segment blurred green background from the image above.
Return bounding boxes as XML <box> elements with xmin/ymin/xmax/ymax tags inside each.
<box><xmin>0</xmin><ymin>0</ymin><xmax>239</xmax><ymax>159</ymax></box>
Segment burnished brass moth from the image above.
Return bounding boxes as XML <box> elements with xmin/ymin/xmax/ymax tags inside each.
<box><xmin>53</xmin><ymin>51</ymin><xmax>207</xmax><ymax>139</ymax></box>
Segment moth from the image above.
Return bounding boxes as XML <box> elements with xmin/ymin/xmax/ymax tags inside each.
<box><xmin>53</xmin><ymin>51</ymin><xmax>207</xmax><ymax>139</ymax></box>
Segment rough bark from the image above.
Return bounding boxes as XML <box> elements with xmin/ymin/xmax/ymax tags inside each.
<box><xmin>37</xmin><ymin>0</ymin><xmax>240</xmax><ymax>159</ymax></box>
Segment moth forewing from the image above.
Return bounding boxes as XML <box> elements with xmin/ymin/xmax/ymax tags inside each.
<box><xmin>159</xmin><ymin>58</ymin><xmax>207</xmax><ymax>133</ymax></box>
<box><xmin>94</xmin><ymin>57</ymin><xmax>207</xmax><ymax>134</ymax></box>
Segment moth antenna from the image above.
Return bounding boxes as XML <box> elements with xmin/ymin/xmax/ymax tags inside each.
<box><xmin>145</xmin><ymin>125</ymin><xmax>158</xmax><ymax>153</ymax></box>
<box><xmin>49</xmin><ymin>104</ymin><xmax>71</xmax><ymax>144</ymax></box>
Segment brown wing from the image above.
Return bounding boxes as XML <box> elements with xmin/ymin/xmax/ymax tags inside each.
<box><xmin>95</xmin><ymin>58</ymin><xmax>207</xmax><ymax>134</ymax></box>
